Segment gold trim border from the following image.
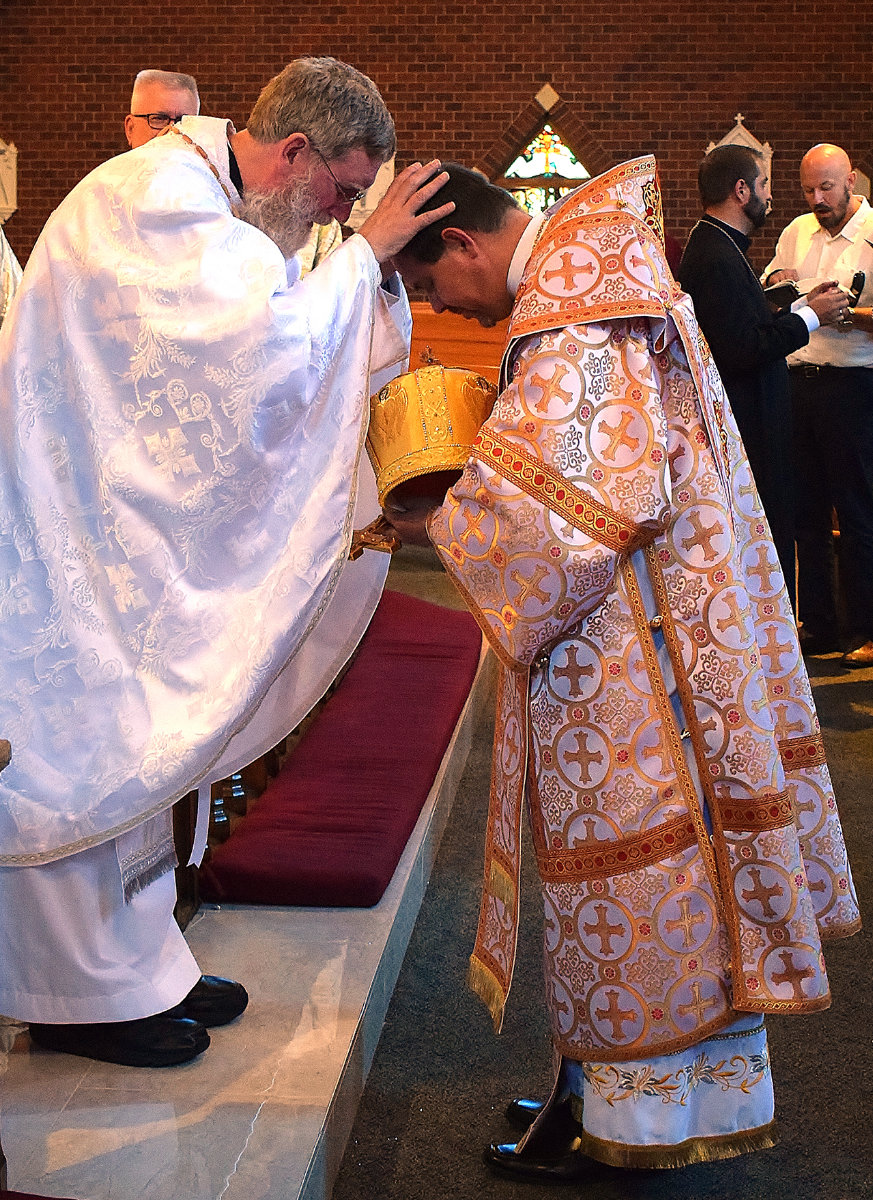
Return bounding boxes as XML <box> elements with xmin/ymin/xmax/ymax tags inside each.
<box><xmin>641</xmin><ymin>546</ymin><xmax>727</xmax><ymax>917</ymax></box>
<box><xmin>555</xmin><ymin>1006</ymin><xmax>738</xmax><ymax>1064</ymax></box>
<box><xmin>475</xmin><ymin>429</ymin><xmax>655</xmax><ymax>554</ymax></box>
<box><xmin>779</xmin><ymin>731</ymin><xmax>827</xmax><ymax>770</ymax></box>
<box><xmin>712</xmin><ymin>791</ymin><xmax>794</xmax><ymax>833</ymax></box>
<box><xmin>536</xmin><ymin>815</ymin><xmax>697</xmax><ymax>882</ymax></box>
<box><xmin>578</xmin><ymin>1118</ymin><xmax>778</xmax><ymax>1169</ymax></box>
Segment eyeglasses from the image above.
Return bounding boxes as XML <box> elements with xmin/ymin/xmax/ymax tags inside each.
<box><xmin>130</xmin><ymin>113</ymin><xmax>185</xmax><ymax>132</ymax></box>
<box><xmin>312</xmin><ymin>147</ymin><xmax>367</xmax><ymax>204</ymax></box>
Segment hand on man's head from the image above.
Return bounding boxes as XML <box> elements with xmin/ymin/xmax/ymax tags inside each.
<box><xmin>358</xmin><ymin>161</ymin><xmax>454</xmax><ymax>265</ymax></box>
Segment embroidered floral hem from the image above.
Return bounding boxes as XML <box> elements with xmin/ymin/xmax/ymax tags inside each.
<box><xmin>563</xmin><ymin>1015</ymin><xmax>775</xmax><ymax>1166</ymax></box>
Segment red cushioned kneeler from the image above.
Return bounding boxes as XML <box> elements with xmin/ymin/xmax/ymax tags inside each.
<box><xmin>199</xmin><ymin>590</ymin><xmax>483</xmax><ymax>907</ymax></box>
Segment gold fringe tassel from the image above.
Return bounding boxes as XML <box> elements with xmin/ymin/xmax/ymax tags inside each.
<box><xmin>467</xmin><ymin>955</ymin><xmax>506</xmax><ymax>1033</ymax></box>
<box><xmin>121</xmin><ymin>847</ymin><xmax>178</xmax><ymax>904</ymax></box>
<box><xmin>488</xmin><ymin>857</ymin><xmax>517</xmax><ymax>908</ymax></box>
<box><xmin>577</xmin><ymin>1119</ymin><xmax>779</xmax><ymax>1170</ymax></box>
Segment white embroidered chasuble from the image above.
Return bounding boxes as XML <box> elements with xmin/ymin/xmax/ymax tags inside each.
<box><xmin>0</xmin><ymin>116</ymin><xmax>409</xmax><ymax>866</ymax></box>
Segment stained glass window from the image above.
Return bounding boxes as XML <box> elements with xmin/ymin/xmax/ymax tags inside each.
<box><xmin>500</xmin><ymin>124</ymin><xmax>590</xmax><ymax>215</ymax></box>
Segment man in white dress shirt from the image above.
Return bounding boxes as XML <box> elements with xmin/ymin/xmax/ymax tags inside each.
<box><xmin>763</xmin><ymin>143</ymin><xmax>873</xmax><ymax>667</ymax></box>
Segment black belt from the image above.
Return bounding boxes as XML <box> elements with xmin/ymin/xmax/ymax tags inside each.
<box><xmin>789</xmin><ymin>363</ymin><xmax>871</xmax><ymax>375</ymax></box>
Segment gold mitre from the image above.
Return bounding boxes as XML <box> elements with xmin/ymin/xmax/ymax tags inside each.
<box><xmin>367</xmin><ymin>365</ymin><xmax>498</xmax><ymax>506</ymax></box>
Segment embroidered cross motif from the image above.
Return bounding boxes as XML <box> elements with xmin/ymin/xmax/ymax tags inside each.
<box><xmin>741</xmin><ymin>867</ymin><xmax>784</xmax><ymax>918</ymax></box>
<box><xmin>664</xmin><ymin>896</ymin><xmax>707</xmax><ymax>948</ymax></box>
<box><xmin>698</xmin><ymin>716</ymin><xmax>719</xmax><ymax>749</ymax></box>
<box><xmin>758</xmin><ymin>624</ymin><xmax>792</xmax><ymax>673</ymax></box>
<box><xmin>502</xmin><ymin>720</ymin><xmax>521</xmax><ymax>769</ymax></box>
<box><xmin>510</xmin><ymin>564</ymin><xmax>550</xmax><ymax>608</ymax></box>
<box><xmin>737</xmin><ymin>475</ymin><xmax>757</xmax><ymax>501</ymax></box>
<box><xmin>543</xmin><ymin>251</ymin><xmax>594</xmax><ymax>291</ymax></box>
<box><xmin>579</xmin><ymin>816</ymin><xmax>605</xmax><ymax>843</ymax></box>
<box><xmin>641</xmin><ymin>725</ymin><xmax>672</xmax><ymax>774</ymax></box>
<box><xmin>770</xmin><ymin>950</ymin><xmax>815</xmax><ymax>1000</ymax></box>
<box><xmin>594</xmin><ymin>988</ymin><xmax>637</xmax><ymax>1039</ymax></box>
<box><xmin>791</xmin><ymin>791</ymin><xmax>815</xmax><ymax>819</ymax></box>
<box><xmin>676</xmin><ymin>980</ymin><xmax>719</xmax><ymax>1023</ymax></box>
<box><xmin>773</xmin><ymin>704</ymin><xmax>805</xmax><ymax>739</ymax></box>
<box><xmin>142</xmin><ymin>426</ymin><xmax>200</xmax><ymax>482</ymax></box>
<box><xmin>461</xmin><ymin>507</ymin><xmax>488</xmax><ymax>545</ymax></box>
<box><xmin>552</xmin><ymin>644</ymin><xmax>595</xmax><ymax>695</ymax></box>
<box><xmin>746</xmin><ymin>544</ymin><xmax>780</xmax><ymax>592</ymax></box>
<box><xmin>584</xmin><ymin>904</ymin><xmax>627</xmax><ymax>955</ymax></box>
<box><xmin>680</xmin><ymin>511</ymin><xmax>725</xmax><ymax>562</ymax></box>
<box><xmin>564</xmin><ymin>731</ymin><xmax>604</xmax><ymax>782</ymax></box>
<box><xmin>668</xmin><ymin>442</ymin><xmax>686</xmax><ymax>482</ymax></box>
<box><xmin>529</xmin><ymin>362</ymin><xmax>574</xmax><ymax>413</ymax></box>
<box><xmin>714</xmin><ymin>592</ymin><xmax>749</xmax><ymax>636</ymax></box>
<box><xmin>596</xmin><ymin>410</ymin><xmax>640</xmax><ymax>461</ymax></box>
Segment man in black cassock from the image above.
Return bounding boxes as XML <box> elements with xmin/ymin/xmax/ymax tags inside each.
<box><xmin>678</xmin><ymin>144</ymin><xmax>844</xmax><ymax>612</ymax></box>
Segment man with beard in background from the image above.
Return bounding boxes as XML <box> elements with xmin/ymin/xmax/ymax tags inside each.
<box><xmin>0</xmin><ymin>56</ymin><xmax>451</xmax><ymax>1068</ymax></box>
<box><xmin>679</xmin><ymin>144</ymin><xmax>845</xmax><ymax>612</ymax></box>
<box><xmin>764</xmin><ymin>144</ymin><xmax>873</xmax><ymax>666</ymax></box>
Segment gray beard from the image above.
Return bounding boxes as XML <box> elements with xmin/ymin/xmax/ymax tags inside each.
<box><xmin>237</xmin><ymin>178</ymin><xmax>320</xmax><ymax>259</ymax></box>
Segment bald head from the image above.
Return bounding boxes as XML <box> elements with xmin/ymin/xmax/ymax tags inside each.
<box><xmin>800</xmin><ymin>143</ymin><xmax>858</xmax><ymax>234</ymax></box>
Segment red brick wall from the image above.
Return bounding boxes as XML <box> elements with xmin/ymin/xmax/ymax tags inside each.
<box><xmin>2</xmin><ymin>0</ymin><xmax>872</xmax><ymax>273</ymax></box>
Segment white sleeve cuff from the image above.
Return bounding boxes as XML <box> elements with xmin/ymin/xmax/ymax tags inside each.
<box><xmin>792</xmin><ymin>302</ymin><xmax>820</xmax><ymax>333</ymax></box>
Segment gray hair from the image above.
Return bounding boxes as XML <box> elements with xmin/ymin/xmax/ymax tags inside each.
<box><xmin>247</xmin><ymin>57</ymin><xmax>395</xmax><ymax>162</ymax></box>
<box><xmin>131</xmin><ymin>70</ymin><xmax>200</xmax><ymax>106</ymax></box>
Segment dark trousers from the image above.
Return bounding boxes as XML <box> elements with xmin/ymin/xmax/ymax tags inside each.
<box><xmin>791</xmin><ymin>364</ymin><xmax>873</xmax><ymax>641</ymax></box>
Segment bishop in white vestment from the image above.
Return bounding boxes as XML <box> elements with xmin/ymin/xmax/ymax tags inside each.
<box><xmin>0</xmin><ymin>57</ymin><xmax>451</xmax><ymax>1066</ymax></box>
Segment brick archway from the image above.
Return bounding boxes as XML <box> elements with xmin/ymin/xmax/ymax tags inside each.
<box><xmin>476</xmin><ymin>96</ymin><xmax>615</xmax><ymax>185</ymax></box>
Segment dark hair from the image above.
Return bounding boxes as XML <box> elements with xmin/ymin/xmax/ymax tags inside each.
<box><xmin>400</xmin><ymin>163</ymin><xmax>521</xmax><ymax>263</ymax></box>
<box><xmin>698</xmin><ymin>145</ymin><xmax>763</xmax><ymax>206</ymax></box>
<box><xmin>247</xmin><ymin>57</ymin><xmax>395</xmax><ymax>160</ymax></box>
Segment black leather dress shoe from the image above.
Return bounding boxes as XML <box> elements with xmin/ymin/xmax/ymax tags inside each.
<box><xmin>487</xmin><ymin>1091</ymin><xmax>587</xmax><ymax>1181</ymax></box>
<box><xmin>842</xmin><ymin>639</ymin><xmax>873</xmax><ymax>668</ymax></box>
<box><xmin>483</xmin><ymin>1141</ymin><xmax>588</xmax><ymax>1182</ymax></box>
<box><xmin>163</xmin><ymin>974</ymin><xmax>249</xmax><ymax>1027</ymax></box>
<box><xmin>29</xmin><ymin>1015</ymin><xmax>210</xmax><ymax>1068</ymax></box>
<box><xmin>505</xmin><ymin>1097</ymin><xmax>545</xmax><ymax>1129</ymax></box>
